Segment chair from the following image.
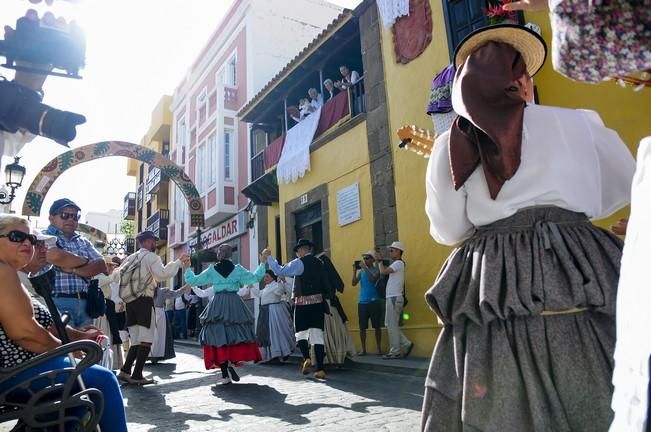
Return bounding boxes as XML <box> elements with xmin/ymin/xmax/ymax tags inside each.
<box><xmin>0</xmin><ymin>340</ymin><xmax>104</xmax><ymax>432</ymax></box>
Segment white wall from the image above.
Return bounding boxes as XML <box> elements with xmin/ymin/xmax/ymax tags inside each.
<box><xmin>85</xmin><ymin>209</ymin><xmax>123</xmax><ymax>234</ymax></box>
<box><xmin>248</xmin><ymin>0</ymin><xmax>343</xmax><ymax>97</ymax></box>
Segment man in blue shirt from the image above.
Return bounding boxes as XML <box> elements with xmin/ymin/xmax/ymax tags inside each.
<box><xmin>46</xmin><ymin>198</ymin><xmax>107</xmax><ymax>327</ymax></box>
<box><xmin>351</xmin><ymin>251</ymin><xmax>383</xmax><ymax>356</ymax></box>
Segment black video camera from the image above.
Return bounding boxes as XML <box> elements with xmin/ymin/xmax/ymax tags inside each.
<box><xmin>0</xmin><ymin>78</ymin><xmax>85</xmax><ymax>145</ymax></box>
<box><xmin>0</xmin><ymin>12</ymin><xmax>87</xmax><ymax>145</ymax></box>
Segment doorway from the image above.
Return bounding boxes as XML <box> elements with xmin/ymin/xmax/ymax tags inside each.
<box><xmin>294</xmin><ymin>203</ymin><xmax>323</xmax><ymax>254</ymax></box>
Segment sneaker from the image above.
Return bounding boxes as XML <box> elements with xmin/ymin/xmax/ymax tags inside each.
<box><xmin>117</xmin><ymin>371</ymin><xmax>132</xmax><ymax>383</ymax></box>
<box><xmin>403</xmin><ymin>342</ymin><xmax>415</xmax><ymax>359</ymax></box>
<box><xmin>313</xmin><ymin>370</ymin><xmax>326</xmax><ymax>379</ymax></box>
<box><xmin>301</xmin><ymin>358</ymin><xmax>312</xmax><ymax>375</ymax></box>
<box><xmin>218</xmin><ymin>376</ymin><xmax>232</xmax><ymax>385</ymax></box>
<box><xmin>358</xmin><ymin>351</ymin><xmax>367</xmax><ymax>356</ymax></box>
<box><xmin>382</xmin><ymin>353</ymin><xmax>402</xmax><ymax>360</ymax></box>
<box><xmin>227</xmin><ymin>366</ymin><xmax>240</xmax><ymax>382</ymax></box>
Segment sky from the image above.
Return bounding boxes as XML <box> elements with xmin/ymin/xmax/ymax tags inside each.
<box><xmin>2</xmin><ymin>0</ymin><xmax>361</xmax><ymax>227</ymax></box>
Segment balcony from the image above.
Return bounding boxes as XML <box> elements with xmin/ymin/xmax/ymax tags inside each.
<box><xmin>146</xmin><ymin>166</ymin><xmax>168</xmax><ymax>196</ymax></box>
<box><xmin>146</xmin><ymin>209</ymin><xmax>170</xmax><ymax>243</ymax></box>
<box><xmin>123</xmin><ymin>192</ymin><xmax>136</xmax><ymax>220</ymax></box>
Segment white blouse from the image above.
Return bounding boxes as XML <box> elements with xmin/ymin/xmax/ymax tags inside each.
<box><xmin>244</xmin><ymin>281</ymin><xmax>291</xmax><ymax>305</ymax></box>
<box><xmin>425</xmin><ymin>104</ymin><xmax>636</xmax><ymax>245</ymax></box>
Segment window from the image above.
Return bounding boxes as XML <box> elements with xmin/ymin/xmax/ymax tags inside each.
<box><xmin>224</xmin><ymin>129</ymin><xmax>233</xmax><ymax>181</ymax></box>
<box><xmin>197</xmin><ymin>142</ymin><xmax>207</xmax><ymax>193</ymax></box>
<box><xmin>176</xmin><ymin>117</ymin><xmax>186</xmax><ymax>164</ymax></box>
<box><xmin>196</xmin><ymin>88</ymin><xmax>208</xmax><ymax>126</ymax></box>
<box><xmin>224</xmin><ymin>54</ymin><xmax>237</xmax><ymax>87</ymax></box>
<box><xmin>174</xmin><ymin>186</ymin><xmax>186</xmax><ymax>223</ymax></box>
<box><xmin>197</xmin><ymin>133</ymin><xmax>217</xmax><ymax>194</ymax></box>
<box><xmin>442</xmin><ymin>0</ymin><xmax>488</xmax><ymax>59</ymax></box>
<box><xmin>207</xmin><ymin>132</ymin><xmax>217</xmax><ymax>186</ymax></box>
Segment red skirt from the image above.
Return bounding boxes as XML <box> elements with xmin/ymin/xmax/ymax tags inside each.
<box><xmin>203</xmin><ymin>342</ymin><xmax>262</xmax><ymax>370</ymax></box>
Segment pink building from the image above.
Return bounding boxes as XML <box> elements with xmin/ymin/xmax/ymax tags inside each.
<box><xmin>167</xmin><ymin>0</ymin><xmax>342</xmax><ymax>277</ymax></box>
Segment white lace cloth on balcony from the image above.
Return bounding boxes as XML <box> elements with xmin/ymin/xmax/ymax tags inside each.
<box><xmin>610</xmin><ymin>136</ymin><xmax>651</xmax><ymax>432</ymax></box>
<box><xmin>376</xmin><ymin>0</ymin><xmax>410</xmax><ymax>28</ymax></box>
<box><xmin>277</xmin><ymin>107</ymin><xmax>322</xmax><ymax>184</ymax></box>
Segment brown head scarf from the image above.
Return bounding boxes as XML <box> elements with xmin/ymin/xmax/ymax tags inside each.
<box><xmin>449</xmin><ymin>41</ymin><xmax>528</xmax><ymax>199</ymax></box>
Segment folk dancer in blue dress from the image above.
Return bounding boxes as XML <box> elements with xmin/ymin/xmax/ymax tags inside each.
<box><xmin>183</xmin><ymin>244</ymin><xmax>267</xmax><ymax>384</ymax></box>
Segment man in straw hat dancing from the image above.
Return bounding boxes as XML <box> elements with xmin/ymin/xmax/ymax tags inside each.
<box><xmin>263</xmin><ymin>239</ymin><xmax>329</xmax><ymax>379</ymax></box>
<box><xmin>421</xmin><ymin>24</ymin><xmax>635</xmax><ymax>431</ymax></box>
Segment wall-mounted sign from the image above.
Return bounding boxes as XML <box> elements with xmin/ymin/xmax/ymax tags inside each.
<box><xmin>189</xmin><ymin>212</ymin><xmax>245</xmax><ymax>250</ymax></box>
<box><xmin>300</xmin><ymin>194</ymin><xmax>308</xmax><ymax>205</ymax></box>
<box><xmin>336</xmin><ymin>183</ymin><xmax>361</xmax><ymax>227</ymax></box>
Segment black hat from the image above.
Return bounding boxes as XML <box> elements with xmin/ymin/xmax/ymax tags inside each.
<box><xmin>49</xmin><ymin>198</ymin><xmax>81</xmax><ymax>215</ymax></box>
<box><xmin>136</xmin><ymin>230</ymin><xmax>159</xmax><ymax>242</ymax></box>
<box><xmin>293</xmin><ymin>238</ymin><xmax>314</xmax><ymax>252</ymax></box>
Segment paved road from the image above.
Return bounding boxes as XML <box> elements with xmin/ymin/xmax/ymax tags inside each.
<box><xmin>123</xmin><ymin>344</ymin><xmax>424</xmax><ymax>432</ymax></box>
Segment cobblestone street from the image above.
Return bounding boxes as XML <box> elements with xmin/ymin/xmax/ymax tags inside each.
<box><xmin>123</xmin><ymin>345</ymin><xmax>424</xmax><ymax>431</ymax></box>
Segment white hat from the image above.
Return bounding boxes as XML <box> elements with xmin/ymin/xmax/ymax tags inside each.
<box><xmin>389</xmin><ymin>241</ymin><xmax>404</xmax><ymax>252</ymax></box>
<box><xmin>32</xmin><ymin>228</ymin><xmax>56</xmax><ymax>245</ymax></box>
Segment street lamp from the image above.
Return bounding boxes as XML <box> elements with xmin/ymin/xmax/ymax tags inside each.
<box><xmin>0</xmin><ymin>156</ymin><xmax>26</xmax><ymax>204</ymax></box>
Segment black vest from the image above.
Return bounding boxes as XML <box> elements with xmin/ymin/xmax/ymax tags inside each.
<box><xmin>293</xmin><ymin>255</ymin><xmax>325</xmax><ymax>298</ymax></box>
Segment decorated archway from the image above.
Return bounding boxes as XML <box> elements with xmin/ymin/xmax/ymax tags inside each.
<box><xmin>21</xmin><ymin>141</ymin><xmax>204</xmax><ymax>227</ymax></box>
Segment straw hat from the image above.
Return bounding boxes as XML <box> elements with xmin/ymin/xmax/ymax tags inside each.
<box><xmin>454</xmin><ymin>24</ymin><xmax>547</xmax><ymax>77</ymax></box>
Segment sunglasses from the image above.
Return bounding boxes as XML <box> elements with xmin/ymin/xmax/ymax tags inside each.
<box><xmin>58</xmin><ymin>212</ymin><xmax>80</xmax><ymax>221</ymax></box>
<box><xmin>0</xmin><ymin>230</ymin><xmax>38</xmax><ymax>246</ymax></box>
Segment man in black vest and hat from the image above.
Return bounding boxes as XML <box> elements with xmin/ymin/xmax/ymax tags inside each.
<box><xmin>263</xmin><ymin>239</ymin><xmax>328</xmax><ymax>379</ymax></box>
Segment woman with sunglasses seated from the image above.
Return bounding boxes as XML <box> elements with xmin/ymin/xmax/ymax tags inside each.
<box><xmin>0</xmin><ymin>214</ymin><xmax>128</xmax><ymax>431</ymax></box>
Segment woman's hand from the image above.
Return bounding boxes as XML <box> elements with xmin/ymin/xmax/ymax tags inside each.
<box><xmin>70</xmin><ymin>326</ymin><xmax>103</xmax><ymax>342</ymax></box>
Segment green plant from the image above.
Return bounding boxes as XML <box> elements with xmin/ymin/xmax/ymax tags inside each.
<box><xmin>120</xmin><ymin>220</ymin><xmax>135</xmax><ymax>238</ymax></box>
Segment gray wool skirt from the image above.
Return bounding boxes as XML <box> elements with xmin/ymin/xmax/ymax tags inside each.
<box><xmin>256</xmin><ymin>302</ymin><xmax>295</xmax><ymax>360</ymax></box>
<box><xmin>422</xmin><ymin>206</ymin><xmax>623</xmax><ymax>432</ymax></box>
<box><xmin>199</xmin><ymin>291</ymin><xmax>257</xmax><ymax>348</ymax></box>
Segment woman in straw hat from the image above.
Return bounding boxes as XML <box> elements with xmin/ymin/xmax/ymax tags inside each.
<box><xmin>422</xmin><ymin>24</ymin><xmax>635</xmax><ymax>431</ymax></box>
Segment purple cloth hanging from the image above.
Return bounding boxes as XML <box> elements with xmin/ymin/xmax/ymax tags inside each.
<box><xmin>426</xmin><ymin>64</ymin><xmax>455</xmax><ymax>115</ymax></box>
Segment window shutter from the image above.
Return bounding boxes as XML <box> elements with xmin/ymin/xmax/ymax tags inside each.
<box><xmin>442</xmin><ymin>0</ymin><xmax>488</xmax><ymax>60</ymax></box>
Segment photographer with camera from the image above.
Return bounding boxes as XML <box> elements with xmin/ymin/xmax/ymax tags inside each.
<box><xmin>351</xmin><ymin>251</ymin><xmax>383</xmax><ymax>356</ymax></box>
<box><xmin>0</xmin><ymin>7</ymin><xmax>86</xmax><ymax>155</ymax></box>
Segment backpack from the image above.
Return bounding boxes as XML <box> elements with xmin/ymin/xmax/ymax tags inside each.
<box><xmin>85</xmin><ymin>278</ymin><xmax>106</xmax><ymax>319</ymax></box>
<box><xmin>118</xmin><ymin>250</ymin><xmax>153</xmax><ymax>303</ymax></box>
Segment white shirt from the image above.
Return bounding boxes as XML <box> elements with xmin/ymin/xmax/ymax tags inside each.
<box><xmin>242</xmin><ymin>281</ymin><xmax>291</xmax><ymax>305</ymax></box>
<box><xmin>386</xmin><ymin>260</ymin><xmax>405</xmax><ymax>298</ymax></box>
<box><xmin>174</xmin><ymin>294</ymin><xmax>190</xmax><ymax>310</ymax></box>
<box><xmin>426</xmin><ymin>105</ymin><xmax>636</xmax><ymax>245</ymax></box>
<box><xmin>0</xmin><ymin>130</ymin><xmax>35</xmax><ymax>158</ymax></box>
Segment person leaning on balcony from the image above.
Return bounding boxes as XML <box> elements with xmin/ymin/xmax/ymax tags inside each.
<box><xmin>307</xmin><ymin>88</ymin><xmax>324</xmax><ymax>112</ymax></box>
<box><xmin>334</xmin><ymin>64</ymin><xmax>360</xmax><ymax>91</ymax></box>
<box><xmin>116</xmin><ymin>230</ymin><xmax>186</xmax><ymax>385</ymax></box>
<box><xmin>0</xmin><ymin>214</ymin><xmax>128</xmax><ymax>431</ymax></box>
<box><xmin>421</xmin><ymin>24</ymin><xmax>636</xmax><ymax>432</ymax></box>
<box><xmin>323</xmin><ymin>79</ymin><xmax>337</xmax><ymax>101</ymax></box>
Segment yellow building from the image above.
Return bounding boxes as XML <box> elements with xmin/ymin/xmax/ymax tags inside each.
<box><xmin>239</xmin><ymin>1</ymin><xmax>651</xmax><ymax>358</ymax></box>
<box><xmin>125</xmin><ymin>95</ymin><xmax>173</xmax><ymax>263</ymax></box>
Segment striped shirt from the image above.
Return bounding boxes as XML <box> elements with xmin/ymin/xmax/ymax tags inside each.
<box><xmin>46</xmin><ymin>225</ymin><xmax>103</xmax><ymax>295</ymax></box>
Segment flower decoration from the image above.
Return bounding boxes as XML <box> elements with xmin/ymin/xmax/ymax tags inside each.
<box><xmin>484</xmin><ymin>0</ymin><xmax>518</xmax><ymax>25</ymax></box>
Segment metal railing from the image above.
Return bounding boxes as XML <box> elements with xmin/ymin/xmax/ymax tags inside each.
<box><xmin>251</xmin><ymin>151</ymin><xmax>265</xmax><ymax>182</ymax></box>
